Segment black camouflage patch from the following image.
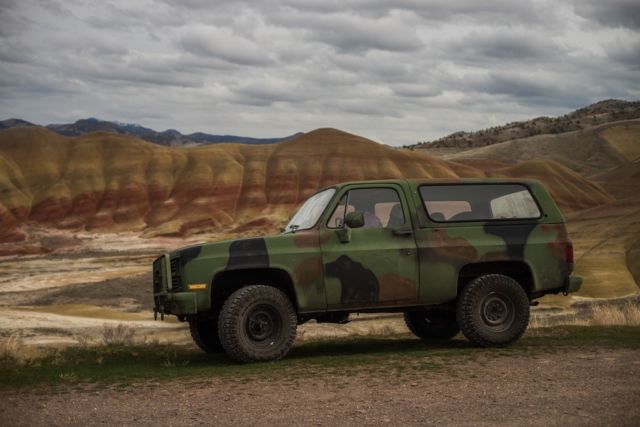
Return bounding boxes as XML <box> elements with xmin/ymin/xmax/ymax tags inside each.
<box><xmin>325</xmin><ymin>255</ymin><xmax>379</xmax><ymax>303</ymax></box>
<box><xmin>226</xmin><ymin>238</ymin><xmax>270</xmax><ymax>269</ymax></box>
<box><xmin>484</xmin><ymin>223</ymin><xmax>538</xmax><ymax>260</ymax></box>
<box><xmin>178</xmin><ymin>245</ymin><xmax>202</xmax><ymax>269</ymax></box>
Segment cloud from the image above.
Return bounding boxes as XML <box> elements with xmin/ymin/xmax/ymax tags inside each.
<box><xmin>0</xmin><ymin>0</ymin><xmax>638</xmax><ymax>145</ymax></box>
<box><xmin>268</xmin><ymin>10</ymin><xmax>423</xmax><ymax>53</ymax></box>
<box><xmin>180</xmin><ymin>25</ymin><xmax>273</xmax><ymax>66</ymax></box>
<box><xmin>572</xmin><ymin>0</ymin><xmax>640</xmax><ymax>30</ymax></box>
<box><xmin>447</xmin><ymin>31</ymin><xmax>562</xmax><ymax>63</ymax></box>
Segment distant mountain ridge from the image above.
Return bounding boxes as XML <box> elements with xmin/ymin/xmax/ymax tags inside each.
<box><xmin>410</xmin><ymin>99</ymin><xmax>640</xmax><ymax>150</ymax></box>
<box><xmin>0</xmin><ymin>117</ymin><xmax>302</xmax><ymax>146</ymax></box>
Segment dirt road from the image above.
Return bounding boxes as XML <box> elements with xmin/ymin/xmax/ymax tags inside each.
<box><xmin>2</xmin><ymin>347</ymin><xmax>639</xmax><ymax>426</ymax></box>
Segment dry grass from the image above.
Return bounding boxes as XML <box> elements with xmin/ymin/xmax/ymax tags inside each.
<box><xmin>0</xmin><ymin>334</ymin><xmax>43</xmax><ymax>365</ymax></box>
<box><xmin>531</xmin><ymin>301</ymin><xmax>640</xmax><ymax>328</ymax></box>
<box><xmin>591</xmin><ymin>302</ymin><xmax>640</xmax><ymax>326</ymax></box>
<box><xmin>101</xmin><ymin>323</ymin><xmax>136</xmax><ymax>346</ymax></box>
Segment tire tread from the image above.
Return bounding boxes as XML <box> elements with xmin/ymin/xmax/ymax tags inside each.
<box><xmin>456</xmin><ymin>274</ymin><xmax>530</xmax><ymax>347</ymax></box>
<box><xmin>218</xmin><ymin>285</ymin><xmax>297</xmax><ymax>363</ymax></box>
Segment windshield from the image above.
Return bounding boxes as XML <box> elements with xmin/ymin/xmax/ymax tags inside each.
<box><xmin>284</xmin><ymin>188</ymin><xmax>336</xmax><ymax>233</ymax></box>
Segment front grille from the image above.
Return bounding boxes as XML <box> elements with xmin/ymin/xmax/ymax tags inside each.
<box><xmin>170</xmin><ymin>257</ymin><xmax>183</xmax><ymax>291</ymax></box>
<box><xmin>152</xmin><ymin>257</ymin><xmax>163</xmax><ymax>293</ymax></box>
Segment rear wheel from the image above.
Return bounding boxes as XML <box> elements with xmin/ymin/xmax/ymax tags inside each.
<box><xmin>218</xmin><ymin>285</ymin><xmax>297</xmax><ymax>363</ymax></box>
<box><xmin>404</xmin><ymin>309</ymin><xmax>459</xmax><ymax>340</ymax></box>
<box><xmin>189</xmin><ymin>315</ymin><xmax>224</xmax><ymax>353</ymax></box>
<box><xmin>456</xmin><ymin>274</ymin><xmax>530</xmax><ymax>347</ymax></box>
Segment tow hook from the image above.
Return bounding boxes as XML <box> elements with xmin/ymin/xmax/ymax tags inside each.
<box><xmin>153</xmin><ymin>307</ymin><xmax>165</xmax><ymax>321</ymax></box>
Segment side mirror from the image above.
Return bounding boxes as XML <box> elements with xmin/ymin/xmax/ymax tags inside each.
<box><xmin>345</xmin><ymin>211</ymin><xmax>364</xmax><ymax>228</ymax></box>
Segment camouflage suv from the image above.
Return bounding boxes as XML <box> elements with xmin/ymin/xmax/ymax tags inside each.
<box><xmin>152</xmin><ymin>179</ymin><xmax>581</xmax><ymax>362</ymax></box>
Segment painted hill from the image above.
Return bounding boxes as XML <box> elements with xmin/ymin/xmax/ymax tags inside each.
<box><xmin>411</xmin><ymin>99</ymin><xmax>640</xmax><ymax>151</ymax></box>
<box><xmin>434</xmin><ymin>120</ymin><xmax>640</xmax><ymax>177</ymax></box>
<box><xmin>1</xmin><ymin>117</ymin><xmax>301</xmax><ymax>147</ymax></box>
<box><xmin>0</xmin><ymin>127</ymin><xmax>611</xmax><ymax>244</ymax></box>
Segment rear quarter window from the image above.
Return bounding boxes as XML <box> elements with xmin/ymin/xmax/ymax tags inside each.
<box><xmin>419</xmin><ymin>184</ymin><xmax>541</xmax><ymax>222</ymax></box>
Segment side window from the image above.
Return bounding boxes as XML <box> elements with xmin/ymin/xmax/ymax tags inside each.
<box><xmin>490</xmin><ymin>190</ymin><xmax>540</xmax><ymax>219</ymax></box>
<box><xmin>420</xmin><ymin>184</ymin><xmax>541</xmax><ymax>222</ymax></box>
<box><xmin>327</xmin><ymin>188</ymin><xmax>405</xmax><ymax>229</ymax></box>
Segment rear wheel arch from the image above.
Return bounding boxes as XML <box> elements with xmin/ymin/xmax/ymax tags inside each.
<box><xmin>457</xmin><ymin>261</ymin><xmax>535</xmax><ymax>297</ymax></box>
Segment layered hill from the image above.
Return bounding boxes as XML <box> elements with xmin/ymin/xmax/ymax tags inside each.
<box><xmin>411</xmin><ymin>99</ymin><xmax>640</xmax><ymax>151</ymax></box>
<box><xmin>435</xmin><ymin>120</ymin><xmax>640</xmax><ymax>177</ymax></box>
<box><xmin>0</xmin><ymin>127</ymin><xmax>611</xmax><ymax>244</ymax></box>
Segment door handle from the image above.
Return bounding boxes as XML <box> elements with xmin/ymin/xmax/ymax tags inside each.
<box><xmin>392</xmin><ymin>228</ymin><xmax>413</xmax><ymax>236</ymax></box>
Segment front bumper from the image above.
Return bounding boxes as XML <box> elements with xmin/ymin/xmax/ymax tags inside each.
<box><xmin>564</xmin><ymin>275</ymin><xmax>583</xmax><ymax>294</ymax></box>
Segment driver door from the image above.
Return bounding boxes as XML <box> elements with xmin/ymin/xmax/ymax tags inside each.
<box><xmin>320</xmin><ymin>184</ymin><xmax>420</xmax><ymax>309</ymax></box>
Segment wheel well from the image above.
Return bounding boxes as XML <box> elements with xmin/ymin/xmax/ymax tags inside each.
<box><xmin>457</xmin><ymin>261</ymin><xmax>534</xmax><ymax>296</ymax></box>
<box><xmin>211</xmin><ymin>268</ymin><xmax>298</xmax><ymax>313</ymax></box>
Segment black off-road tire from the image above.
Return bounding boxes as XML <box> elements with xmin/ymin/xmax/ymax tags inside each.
<box><xmin>456</xmin><ymin>274</ymin><xmax>530</xmax><ymax>347</ymax></box>
<box><xmin>189</xmin><ymin>315</ymin><xmax>224</xmax><ymax>353</ymax></box>
<box><xmin>218</xmin><ymin>285</ymin><xmax>297</xmax><ymax>363</ymax></box>
<box><xmin>404</xmin><ymin>309</ymin><xmax>460</xmax><ymax>340</ymax></box>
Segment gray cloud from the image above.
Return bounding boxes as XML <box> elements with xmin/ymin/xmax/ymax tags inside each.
<box><xmin>448</xmin><ymin>31</ymin><xmax>562</xmax><ymax>64</ymax></box>
<box><xmin>0</xmin><ymin>0</ymin><xmax>638</xmax><ymax>145</ymax></box>
<box><xmin>180</xmin><ymin>25</ymin><xmax>273</xmax><ymax>66</ymax></box>
<box><xmin>572</xmin><ymin>0</ymin><xmax>640</xmax><ymax>29</ymax></box>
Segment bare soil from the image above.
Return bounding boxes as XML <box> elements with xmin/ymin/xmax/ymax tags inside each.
<box><xmin>1</xmin><ymin>347</ymin><xmax>638</xmax><ymax>426</ymax></box>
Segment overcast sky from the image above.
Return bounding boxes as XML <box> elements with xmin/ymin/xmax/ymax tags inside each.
<box><xmin>1</xmin><ymin>0</ymin><xmax>639</xmax><ymax>145</ymax></box>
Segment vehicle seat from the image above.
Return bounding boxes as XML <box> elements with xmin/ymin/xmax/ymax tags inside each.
<box><xmin>387</xmin><ymin>204</ymin><xmax>405</xmax><ymax>227</ymax></box>
<box><xmin>430</xmin><ymin>212</ymin><xmax>446</xmax><ymax>222</ymax></box>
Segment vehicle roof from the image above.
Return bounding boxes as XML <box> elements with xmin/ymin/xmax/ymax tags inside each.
<box><xmin>328</xmin><ymin>177</ymin><xmax>542</xmax><ymax>188</ymax></box>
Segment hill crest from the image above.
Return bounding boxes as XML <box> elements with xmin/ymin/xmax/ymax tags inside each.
<box><xmin>0</xmin><ymin>117</ymin><xmax>302</xmax><ymax>147</ymax></box>
<box><xmin>410</xmin><ymin>99</ymin><xmax>640</xmax><ymax>150</ymax></box>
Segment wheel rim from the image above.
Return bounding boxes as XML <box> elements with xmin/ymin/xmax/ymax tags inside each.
<box><xmin>245</xmin><ymin>304</ymin><xmax>282</xmax><ymax>343</ymax></box>
<box><xmin>479</xmin><ymin>292</ymin><xmax>515</xmax><ymax>331</ymax></box>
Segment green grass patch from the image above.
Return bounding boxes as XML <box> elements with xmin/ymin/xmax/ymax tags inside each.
<box><xmin>1</xmin><ymin>325</ymin><xmax>638</xmax><ymax>390</ymax></box>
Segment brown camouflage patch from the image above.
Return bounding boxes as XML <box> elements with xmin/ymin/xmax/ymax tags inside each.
<box><xmin>546</xmin><ymin>225</ymin><xmax>567</xmax><ymax>260</ymax></box>
<box><xmin>293</xmin><ymin>230</ymin><xmax>319</xmax><ymax>248</ymax></box>
<box><xmin>419</xmin><ymin>229</ymin><xmax>478</xmax><ymax>265</ymax></box>
<box><xmin>294</xmin><ymin>257</ymin><xmax>324</xmax><ymax>287</ymax></box>
<box><xmin>378</xmin><ymin>274</ymin><xmax>418</xmax><ymax>301</ymax></box>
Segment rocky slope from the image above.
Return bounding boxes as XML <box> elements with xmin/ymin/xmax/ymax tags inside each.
<box><xmin>411</xmin><ymin>99</ymin><xmax>640</xmax><ymax>150</ymax></box>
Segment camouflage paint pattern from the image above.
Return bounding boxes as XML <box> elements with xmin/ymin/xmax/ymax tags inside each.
<box><xmin>152</xmin><ymin>178</ymin><xmax>579</xmax><ymax>318</ymax></box>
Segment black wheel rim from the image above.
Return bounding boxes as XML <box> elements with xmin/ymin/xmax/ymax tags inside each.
<box><xmin>479</xmin><ymin>292</ymin><xmax>515</xmax><ymax>332</ymax></box>
<box><xmin>245</xmin><ymin>304</ymin><xmax>282</xmax><ymax>343</ymax></box>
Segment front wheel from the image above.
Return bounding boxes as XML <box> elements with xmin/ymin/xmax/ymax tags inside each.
<box><xmin>218</xmin><ymin>285</ymin><xmax>297</xmax><ymax>363</ymax></box>
<box><xmin>404</xmin><ymin>309</ymin><xmax>459</xmax><ymax>340</ymax></box>
<box><xmin>456</xmin><ymin>274</ymin><xmax>530</xmax><ymax>347</ymax></box>
<box><xmin>189</xmin><ymin>316</ymin><xmax>224</xmax><ymax>353</ymax></box>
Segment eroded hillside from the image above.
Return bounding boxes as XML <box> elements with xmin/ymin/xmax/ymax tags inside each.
<box><xmin>0</xmin><ymin>127</ymin><xmax>610</xmax><ymax>245</ymax></box>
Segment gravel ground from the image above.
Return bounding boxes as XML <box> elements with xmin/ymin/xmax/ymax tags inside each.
<box><xmin>1</xmin><ymin>348</ymin><xmax>639</xmax><ymax>426</ymax></box>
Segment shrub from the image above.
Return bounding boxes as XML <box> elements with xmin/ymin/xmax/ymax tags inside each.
<box><xmin>0</xmin><ymin>334</ymin><xmax>42</xmax><ymax>365</ymax></box>
<box><xmin>101</xmin><ymin>324</ymin><xmax>136</xmax><ymax>346</ymax></box>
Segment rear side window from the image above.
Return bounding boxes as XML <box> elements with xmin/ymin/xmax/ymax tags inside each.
<box><xmin>420</xmin><ymin>184</ymin><xmax>541</xmax><ymax>222</ymax></box>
